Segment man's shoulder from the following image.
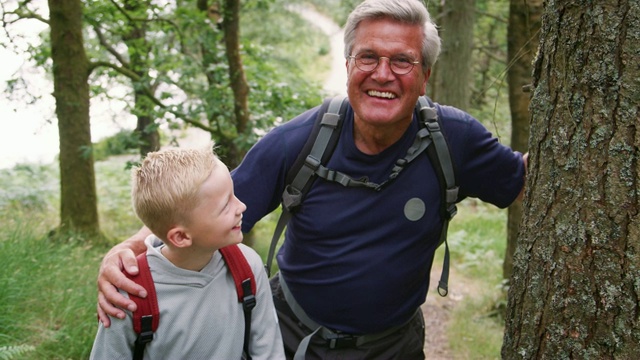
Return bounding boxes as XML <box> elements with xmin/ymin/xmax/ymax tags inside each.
<box><xmin>432</xmin><ymin>102</ymin><xmax>474</xmax><ymax>125</ymax></box>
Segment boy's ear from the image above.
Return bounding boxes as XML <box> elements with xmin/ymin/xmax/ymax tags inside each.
<box><xmin>166</xmin><ymin>226</ymin><xmax>192</xmax><ymax>248</ymax></box>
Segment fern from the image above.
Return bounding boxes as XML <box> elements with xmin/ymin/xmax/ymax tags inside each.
<box><xmin>0</xmin><ymin>345</ymin><xmax>35</xmax><ymax>360</ymax></box>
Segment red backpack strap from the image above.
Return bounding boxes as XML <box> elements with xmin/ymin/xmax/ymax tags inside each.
<box><xmin>125</xmin><ymin>253</ymin><xmax>159</xmax><ymax>360</ymax></box>
<box><xmin>219</xmin><ymin>245</ymin><xmax>257</xmax><ymax>301</ymax></box>
<box><xmin>219</xmin><ymin>244</ymin><xmax>257</xmax><ymax>360</ymax></box>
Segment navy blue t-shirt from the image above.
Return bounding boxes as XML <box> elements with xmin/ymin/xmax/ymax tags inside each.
<box><xmin>231</xmin><ymin>102</ymin><xmax>524</xmax><ymax>334</ymax></box>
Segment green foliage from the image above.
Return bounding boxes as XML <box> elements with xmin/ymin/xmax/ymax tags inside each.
<box><xmin>4</xmin><ymin>0</ymin><xmax>328</xmax><ymax>166</ymax></box>
<box><xmin>0</xmin><ymin>164</ymin><xmax>59</xmax><ymax>233</ymax></box>
<box><xmin>80</xmin><ymin>0</ymin><xmax>326</xmax><ymax>160</ymax></box>
<box><xmin>468</xmin><ymin>0</ymin><xmax>511</xmax><ymax>144</ymax></box>
<box><xmin>92</xmin><ymin>130</ymin><xmax>139</xmax><ymax>162</ymax></box>
<box><xmin>448</xmin><ymin>199</ymin><xmax>507</xmax><ymax>283</ymax></box>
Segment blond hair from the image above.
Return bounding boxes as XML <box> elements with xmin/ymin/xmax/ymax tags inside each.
<box><xmin>131</xmin><ymin>144</ymin><xmax>218</xmax><ymax>239</ymax></box>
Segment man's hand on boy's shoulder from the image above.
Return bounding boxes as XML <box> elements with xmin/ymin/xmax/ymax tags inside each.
<box><xmin>97</xmin><ymin>231</ymin><xmax>150</xmax><ymax>327</ymax></box>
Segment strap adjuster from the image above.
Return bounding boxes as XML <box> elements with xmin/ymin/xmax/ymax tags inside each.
<box><xmin>327</xmin><ymin>333</ymin><xmax>358</xmax><ymax>349</ymax></box>
<box><xmin>135</xmin><ymin>315</ymin><xmax>155</xmax><ymax>345</ymax></box>
<box><xmin>241</xmin><ymin>279</ymin><xmax>257</xmax><ymax>311</ymax></box>
<box><xmin>304</xmin><ymin>155</ymin><xmax>321</xmax><ymax>170</ymax></box>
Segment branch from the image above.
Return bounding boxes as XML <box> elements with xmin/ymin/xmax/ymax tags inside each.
<box><xmin>475</xmin><ymin>46</ymin><xmax>507</xmax><ymax>64</ymax></box>
<box><xmin>88</xmin><ymin>60</ymin><xmax>139</xmax><ymax>80</ymax></box>
<box><xmin>3</xmin><ymin>0</ymin><xmax>49</xmax><ymax>26</ymax></box>
<box><xmin>475</xmin><ymin>10</ymin><xmax>508</xmax><ymax>24</ymax></box>
<box><xmin>91</xmin><ymin>24</ymin><xmax>130</xmax><ymax>67</ymax></box>
<box><xmin>88</xmin><ymin>60</ymin><xmax>217</xmax><ymax>133</ymax></box>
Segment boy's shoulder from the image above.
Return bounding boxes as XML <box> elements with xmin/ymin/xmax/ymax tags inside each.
<box><xmin>234</xmin><ymin>243</ymin><xmax>264</xmax><ymax>269</ymax></box>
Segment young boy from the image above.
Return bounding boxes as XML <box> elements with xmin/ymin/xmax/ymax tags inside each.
<box><xmin>90</xmin><ymin>145</ymin><xmax>284</xmax><ymax>359</ymax></box>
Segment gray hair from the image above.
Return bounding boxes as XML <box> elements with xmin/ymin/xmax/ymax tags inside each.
<box><xmin>343</xmin><ymin>0</ymin><xmax>441</xmax><ymax>72</ymax></box>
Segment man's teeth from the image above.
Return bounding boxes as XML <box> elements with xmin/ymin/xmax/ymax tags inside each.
<box><xmin>368</xmin><ymin>90</ymin><xmax>396</xmax><ymax>99</ymax></box>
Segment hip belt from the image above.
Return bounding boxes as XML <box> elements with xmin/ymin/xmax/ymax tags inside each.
<box><xmin>277</xmin><ymin>273</ymin><xmax>418</xmax><ymax>359</ymax></box>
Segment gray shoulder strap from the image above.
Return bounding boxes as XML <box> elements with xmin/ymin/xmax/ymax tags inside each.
<box><xmin>418</xmin><ymin>96</ymin><xmax>458</xmax><ymax>297</ymax></box>
<box><xmin>265</xmin><ymin>95</ymin><xmax>347</xmax><ymax>276</ymax></box>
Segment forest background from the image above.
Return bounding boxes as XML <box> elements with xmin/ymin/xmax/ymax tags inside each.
<box><xmin>2</xmin><ymin>0</ymin><xmax>637</xmax><ymax>359</ymax></box>
<box><xmin>0</xmin><ymin>0</ymin><xmax>518</xmax><ymax>357</ymax></box>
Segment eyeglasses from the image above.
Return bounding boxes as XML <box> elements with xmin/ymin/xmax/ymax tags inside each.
<box><xmin>348</xmin><ymin>53</ymin><xmax>421</xmax><ymax>75</ymax></box>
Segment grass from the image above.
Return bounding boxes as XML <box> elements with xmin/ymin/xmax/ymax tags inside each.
<box><xmin>0</xmin><ymin>220</ymin><xmax>109</xmax><ymax>359</ymax></box>
<box><xmin>0</xmin><ymin>158</ymin><xmax>511</xmax><ymax>359</ymax></box>
<box><xmin>439</xmin><ymin>199</ymin><xmax>510</xmax><ymax>359</ymax></box>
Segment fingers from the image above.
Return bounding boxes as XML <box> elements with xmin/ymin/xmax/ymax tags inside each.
<box><xmin>120</xmin><ymin>250</ymin><xmax>140</xmax><ymax>277</ymax></box>
<box><xmin>97</xmin><ymin>293</ymin><xmax>115</xmax><ymax>328</ymax></box>
<box><xmin>96</xmin><ymin>248</ymin><xmax>149</xmax><ymax>322</ymax></box>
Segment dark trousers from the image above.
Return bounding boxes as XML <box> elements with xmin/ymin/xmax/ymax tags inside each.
<box><xmin>270</xmin><ymin>276</ymin><xmax>426</xmax><ymax>360</ymax></box>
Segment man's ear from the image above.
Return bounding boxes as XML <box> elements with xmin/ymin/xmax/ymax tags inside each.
<box><xmin>421</xmin><ymin>68</ymin><xmax>431</xmax><ymax>96</ymax></box>
<box><xmin>166</xmin><ymin>226</ymin><xmax>192</xmax><ymax>248</ymax></box>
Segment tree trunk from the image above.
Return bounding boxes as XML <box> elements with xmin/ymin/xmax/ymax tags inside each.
<box><xmin>123</xmin><ymin>0</ymin><xmax>160</xmax><ymax>157</ymax></box>
<box><xmin>48</xmin><ymin>0</ymin><xmax>101</xmax><ymax>238</ymax></box>
<box><xmin>221</xmin><ymin>0</ymin><xmax>250</xmax><ymax>169</ymax></box>
<box><xmin>432</xmin><ymin>0</ymin><xmax>475</xmax><ymax>109</ymax></box>
<box><xmin>503</xmin><ymin>0</ymin><xmax>542</xmax><ymax>281</ymax></box>
<box><xmin>503</xmin><ymin>0</ymin><xmax>640</xmax><ymax>358</ymax></box>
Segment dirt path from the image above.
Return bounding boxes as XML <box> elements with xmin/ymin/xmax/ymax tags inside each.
<box><xmin>422</xmin><ymin>266</ymin><xmax>476</xmax><ymax>359</ymax></box>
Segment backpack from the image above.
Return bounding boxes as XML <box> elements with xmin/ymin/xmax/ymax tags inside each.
<box><xmin>265</xmin><ymin>95</ymin><xmax>459</xmax><ymax>297</ymax></box>
<box><xmin>125</xmin><ymin>244</ymin><xmax>257</xmax><ymax>360</ymax></box>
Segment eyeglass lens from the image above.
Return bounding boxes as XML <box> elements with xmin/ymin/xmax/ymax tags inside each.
<box><xmin>351</xmin><ymin>54</ymin><xmax>418</xmax><ymax>75</ymax></box>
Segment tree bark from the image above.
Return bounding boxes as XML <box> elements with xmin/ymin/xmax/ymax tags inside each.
<box><xmin>503</xmin><ymin>0</ymin><xmax>640</xmax><ymax>358</ymax></box>
<box><xmin>48</xmin><ymin>0</ymin><xmax>101</xmax><ymax>237</ymax></box>
<box><xmin>503</xmin><ymin>0</ymin><xmax>542</xmax><ymax>281</ymax></box>
<box><xmin>221</xmin><ymin>0</ymin><xmax>250</xmax><ymax>169</ymax></box>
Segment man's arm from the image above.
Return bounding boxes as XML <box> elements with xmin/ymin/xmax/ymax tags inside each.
<box><xmin>96</xmin><ymin>226</ymin><xmax>151</xmax><ymax>327</ymax></box>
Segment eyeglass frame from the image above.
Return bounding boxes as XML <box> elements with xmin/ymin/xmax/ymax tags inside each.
<box><xmin>347</xmin><ymin>52</ymin><xmax>422</xmax><ymax>75</ymax></box>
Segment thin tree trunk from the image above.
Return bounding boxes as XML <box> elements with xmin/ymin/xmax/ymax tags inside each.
<box><xmin>433</xmin><ymin>0</ymin><xmax>475</xmax><ymax>109</ymax></box>
<box><xmin>221</xmin><ymin>0</ymin><xmax>250</xmax><ymax>169</ymax></box>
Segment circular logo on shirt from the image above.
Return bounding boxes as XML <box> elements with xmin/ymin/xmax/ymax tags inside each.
<box><xmin>404</xmin><ymin>198</ymin><xmax>425</xmax><ymax>221</ymax></box>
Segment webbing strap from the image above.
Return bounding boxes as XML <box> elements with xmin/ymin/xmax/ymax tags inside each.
<box><xmin>417</xmin><ymin>97</ymin><xmax>458</xmax><ymax>297</ymax></box>
<box><xmin>290</xmin><ymin>97</ymin><xmax>345</xmax><ymax>193</ymax></box>
<box><xmin>266</xmin><ymin>209</ymin><xmax>291</xmax><ymax>277</ymax></box>
<box><xmin>265</xmin><ymin>96</ymin><xmax>347</xmax><ymax>276</ymax></box>
<box><xmin>220</xmin><ymin>245</ymin><xmax>256</xmax><ymax>360</ymax></box>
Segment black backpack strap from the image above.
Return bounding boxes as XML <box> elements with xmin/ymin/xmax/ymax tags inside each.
<box><xmin>265</xmin><ymin>95</ymin><xmax>348</xmax><ymax>276</ymax></box>
<box><xmin>125</xmin><ymin>253</ymin><xmax>159</xmax><ymax>360</ymax></box>
<box><xmin>220</xmin><ymin>245</ymin><xmax>257</xmax><ymax>360</ymax></box>
<box><xmin>417</xmin><ymin>96</ymin><xmax>459</xmax><ymax>297</ymax></box>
